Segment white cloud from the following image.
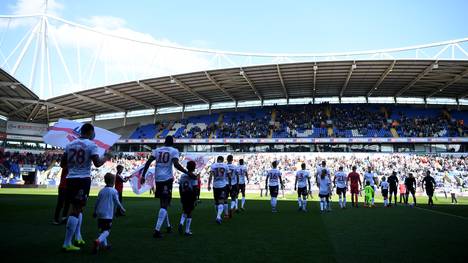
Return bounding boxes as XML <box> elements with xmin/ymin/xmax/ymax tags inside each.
<box><xmin>10</xmin><ymin>0</ymin><xmax>63</xmax><ymax>16</ymax></box>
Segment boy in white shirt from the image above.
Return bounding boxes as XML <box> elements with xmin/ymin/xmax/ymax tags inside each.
<box><xmin>93</xmin><ymin>173</ymin><xmax>125</xmax><ymax>254</ymax></box>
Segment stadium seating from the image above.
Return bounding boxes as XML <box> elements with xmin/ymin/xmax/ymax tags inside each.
<box><xmin>123</xmin><ymin>105</ymin><xmax>467</xmax><ymax>139</ymax></box>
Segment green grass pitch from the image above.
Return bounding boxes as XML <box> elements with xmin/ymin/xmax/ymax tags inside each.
<box><xmin>0</xmin><ymin>188</ymin><xmax>467</xmax><ymax>263</ymax></box>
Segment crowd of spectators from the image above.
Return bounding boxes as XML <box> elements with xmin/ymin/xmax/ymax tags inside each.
<box><xmin>156</xmin><ymin>104</ymin><xmax>467</xmax><ymax>139</ymax></box>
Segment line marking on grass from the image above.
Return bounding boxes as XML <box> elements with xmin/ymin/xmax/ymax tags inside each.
<box><xmin>414</xmin><ymin>206</ymin><xmax>468</xmax><ymax>220</ymax></box>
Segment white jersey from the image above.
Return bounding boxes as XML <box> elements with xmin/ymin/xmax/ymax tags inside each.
<box><xmin>334</xmin><ymin>171</ymin><xmax>348</xmax><ymax>189</ymax></box>
<box><xmin>267</xmin><ymin>168</ymin><xmax>282</xmax><ymax>187</ymax></box>
<box><xmin>237</xmin><ymin>165</ymin><xmax>248</xmax><ymax>184</ymax></box>
<box><xmin>94</xmin><ymin>187</ymin><xmax>124</xmax><ymax>220</ymax></box>
<box><xmin>211</xmin><ymin>162</ymin><xmax>229</xmax><ymax>188</ymax></box>
<box><xmin>316</xmin><ymin>166</ymin><xmax>331</xmax><ymax>181</ymax></box>
<box><xmin>380</xmin><ymin>181</ymin><xmax>389</xmax><ymax>190</ymax></box>
<box><xmin>65</xmin><ymin>138</ymin><xmax>99</xmax><ymax>179</ymax></box>
<box><xmin>227</xmin><ymin>163</ymin><xmax>238</xmax><ymax>185</ymax></box>
<box><xmin>296</xmin><ymin>170</ymin><xmax>310</xmax><ymax>188</ymax></box>
<box><xmin>318</xmin><ymin>177</ymin><xmax>331</xmax><ymax>195</ymax></box>
<box><xmin>152</xmin><ymin>146</ymin><xmax>180</xmax><ymax>182</ymax></box>
<box><xmin>364</xmin><ymin>172</ymin><xmax>375</xmax><ymax>186</ymax></box>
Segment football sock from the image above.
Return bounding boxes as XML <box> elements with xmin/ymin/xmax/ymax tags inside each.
<box><xmin>236</xmin><ymin>199</ymin><xmax>239</xmax><ymax>209</ymax></box>
<box><xmin>339</xmin><ymin>197</ymin><xmax>342</xmax><ymax>208</ymax></box>
<box><xmin>180</xmin><ymin>213</ymin><xmax>187</xmax><ymax>225</ymax></box>
<box><xmin>241</xmin><ymin>197</ymin><xmax>246</xmax><ymax>208</ymax></box>
<box><xmin>216</xmin><ymin>204</ymin><xmax>224</xmax><ymax>219</ymax></box>
<box><xmin>231</xmin><ymin>200</ymin><xmax>236</xmax><ymax>210</ymax></box>
<box><xmin>166</xmin><ymin>213</ymin><xmax>171</xmax><ymax>227</ymax></box>
<box><xmin>155</xmin><ymin>208</ymin><xmax>167</xmax><ymax>231</ymax></box>
<box><xmin>372</xmin><ymin>198</ymin><xmax>375</xmax><ymax>205</ymax></box>
<box><xmin>343</xmin><ymin>197</ymin><xmax>346</xmax><ymax>207</ymax></box>
<box><xmin>74</xmin><ymin>213</ymin><xmax>83</xmax><ymax>241</ymax></box>
<box><xmin>185</xmin><ymin>218</ymin><xmax>192</xmax><ymax>233</ymax></box>
<box><xmin>223</xmin><ymin>204</ymin><xmax>228</xmax><ymax>215</ymax></box>
<box><xmin>302</xmin><ymin>199</ymin><xmax>307</xmax><ymax>210</ymax></box>
<box><xmin>98</xmin><ymin>230</ymin><xmax>109</xmax><ymax>243</ymax></box>
<box><xmin>272</xmin><ymin>197</ymin><xmax>277</xmax><ymax>208</ymax></box>
<box><xmin>320</xmin><ymin>198</ymin><xmax>324</xmax><ymax>211</ymax></box>
<box><xmin>63</xmin><ymin>215</ymin><xmax>78</xmax><ymax>246</ymax></box>
<box><xmin>297</xmin><ymin>198</ymin><xmax>302</xmax><ymax>207</ymax></box>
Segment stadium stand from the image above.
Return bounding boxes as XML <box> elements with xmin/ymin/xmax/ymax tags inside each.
<box><xmin>120</xmin><ymin>104</ymin><xmax>467</xmax><ymax>139</ymax></box>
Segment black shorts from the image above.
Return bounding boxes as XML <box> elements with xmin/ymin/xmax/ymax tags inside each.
<box><xmin>336</xmin><ymin>187</ymin><xmax>347</xmax><ymax>196</ymax></box>
<box><xmin>155</xmin><ymin>179</ymin><xmax>173</xmax><ymax>200</ymax></box>
<box><xmin>98</xmin><ymin>219</ymin><xmax>112</xmax><ymax>231</ymax></box>
<box><xmin>389</xmin><ymin>187</ymin><xmax>397</xmax><ymax>195</ymax></box>
<box><xmin>213</xmin><ymin>186</ymin><xmax>228</xmax><ymax>204</ymax></box>
<box><xmin>406</xmin><ymin>188</ymin><xmax>415</xmax><ymax>195</ymax></box>
<box><xmin>66</xmin><ymin>177</ymin><xmax>91</xmax><ymax>206</ymax></box>
<box><xmin>297</xmin><ymin>187</ymin><xmax>308</xmax><ymax>197</ymax></box>
<box><xmin>230</xmin><ymin>184</ymin><xmax>239</xmax><ymax>199</ymax></box>
<box><xmin>319</xmin><ymin>193</ymin><xmax>329</xmax><ymax>199</ymax></box>
<box><xmin>238</xmin><ymin>183</ymin><xmax>246</xmax><ymax>195</ymax></box>
<box><xmin>426</xmin><ymin>188</ymin><xmax>434</xmax><ymax>196</ymax></box>
<box><xmin>382</xmin><ymin>189</ymin><xmax>389</xmax><ymax>198</ymax></box>
<box><xmin>180</xmin><ymin>191</ymin><xmax>196</xmax><ymax>213</ymax></box>
<box><xmin>269</xmin><ymin>186</ymin><xmax>279</xmax><ymax>198</ymax></box>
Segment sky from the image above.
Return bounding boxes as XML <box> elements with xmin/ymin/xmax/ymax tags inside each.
<box><xmin>0</xmin><ymin>0</ymin><xmax>467</xmax><ymax>98</ymax></box>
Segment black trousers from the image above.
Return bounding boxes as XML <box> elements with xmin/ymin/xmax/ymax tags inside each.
<box><xmin>54</xmin><ymin>187</ymin><xmax>70</xmax><ymax>221</ymax></box>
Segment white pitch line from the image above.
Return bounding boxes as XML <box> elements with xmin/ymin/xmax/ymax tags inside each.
<box><xmin>414</xmin><ymin>206</ymin><xmax>468</xmax><ymax>220</ymax></box>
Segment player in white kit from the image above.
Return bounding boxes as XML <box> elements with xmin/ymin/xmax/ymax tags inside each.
<box><xmin>316</xmin><ymin>161</ymin><xmax>332</xmax><ymax>208</ymax></box>
<box><xmin>237</xmin><ymin>159</ymin><xmax>249</xmax><ymax>211</ymax></box>
<box><xmin>265</xmin><ymin>161</ymin><xmax>284</xmax><ymax>213</ymax></box>
<box><xmin>317</xmin><ymin>169</ymin><xmax>332</xmax><ymax>212</ymax></box>
<box><xmin>294</xmin><ymin>163</ymin><xmax>311</xmax><ymax>212</ymax></box>
<box><xmin>226</xmin><ymin>155</ymin><xmax>239</xmax><ymax>217</ymax></box>
<box><xmin>61</xmin><ymin>123</ymin><xmax>108</xmax><ymax>252</ymax></box>
<box><xmin>208</xmin><ymin>156</ymin><xmax>229</xmax><ymax>224</ymax></box>
<box><xmin>333</xmin><ymin>166</ymin><xmax>348</xmax><ymax>209</ymax></box>
<box><xmin>363</xmin><ymin>166</ymin><xmax>377</xmax><ymax>207</ymax></box>
<box><xmin>141</xmin><ymin>136</ymin><xmax>193</xmax><ymax>238</ymax></box>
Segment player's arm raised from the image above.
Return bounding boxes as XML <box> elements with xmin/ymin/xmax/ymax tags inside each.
<box><xmin>140</xmin><ymin>155</ymin><xmax>155</xmax><ymax>184</ymax></box>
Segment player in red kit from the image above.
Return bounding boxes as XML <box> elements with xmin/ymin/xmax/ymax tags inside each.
<box><xmin>114</xmin><ymin>165</ymin><xmax>130</xmax><ymax>216</ymax></box>
<box><xmin>347</xmin><ymin>166</ymin><xmax>362</xmax><ymax>208</ymax></box>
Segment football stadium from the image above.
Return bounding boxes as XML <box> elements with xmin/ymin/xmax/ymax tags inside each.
<box><xmin>0</xmin><ymin>1</ymin><xmax>467</xmax><ymax>262</ymax></box>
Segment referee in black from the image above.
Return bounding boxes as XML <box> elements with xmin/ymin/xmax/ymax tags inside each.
<box><xmin>421</xmin><ymin>171</ymin><xmax>436</xmax><ymax>207</ymax></box>
<box><xmin>387</xmin><ymin>171</ymin><xmax>399</xmax><ymax>206</ymax></box>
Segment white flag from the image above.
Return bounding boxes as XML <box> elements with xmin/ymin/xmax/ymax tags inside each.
<box><xmin>43</xmin><ymin>119</ymin><xmax>120</xmax><ymax>156</ymax></box>
<box><xmin>128</xmin><ymin>165</ymin><xmax>155</xmax><ymax>194</ymax></box>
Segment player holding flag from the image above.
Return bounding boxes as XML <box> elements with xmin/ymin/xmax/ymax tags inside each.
<box><xmin>61</xmin><ymin>123</ymin><xmax>108</xmax><ymax>252</ymax></box>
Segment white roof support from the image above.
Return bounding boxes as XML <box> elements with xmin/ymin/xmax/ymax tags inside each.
<box><xmin>426</xmin><ymin>68</ymin><xmax>468</xmax><ymax>98</ymax></box>
<box><xmin>340</xmin><ymin>62</ymin><xmax>357</xmax><ymax>97</ymax></box>
<box><xmin>239</xmin><ymin>68</ymin><xmax>262</xmax><ymax>100</ymax></box>
<box><xmin>313</xmin><ymin>64</ymin><xmax>318</xmax><ymax>98</ymax></box>
<box><xmin>73</xmin><ymin>93</ymin><xmax>125</xmax><ymax>112</ymax></box>
<box><xmin>105</xmin><ymin>87</ymin><xmax>154</xmax><ymax>109</ymax></box>
<box><xmin>395</xmin><ymin>61</ymin><xmax>438</xmax><ymax>97</ymax></box>
<box><xmin>205</xmin><ymin>71</ymin><xmax>236</xmax><ymax>102</ymax></box>
<box><xmin>137</xmin><ymin>81</ymin><xmax>183</xmax><ymax>106</ymax></box>
<box><xmin>276</xmin><ymin>65</ymin><xmax>289</xmax><ymax>100</ymax></box>
<box><xmin>172</xmin><ymin>77</ymin><xmax>210</xmax><ymax>104</ymax></box>
<box><xmin>368</xmin><ymin>60</ymin><xmax>396</xmax><ymax>97</ymax></box>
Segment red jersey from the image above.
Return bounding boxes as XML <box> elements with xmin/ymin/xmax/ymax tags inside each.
<box><xmin>115</xmin><ymin>173</ymin><xmax>124</xmax><ymax>193</ymax></box>
<box><xmin>58</xmin><ymin>167</ymin><xmax>68</xmax><ymax>189</ymax></box>
<box><xmin>348</xmin><ymin>172</ymin><xmax>360</xmax><ymax>187</ymax></box>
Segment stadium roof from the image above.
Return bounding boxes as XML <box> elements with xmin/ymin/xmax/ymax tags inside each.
<box><xmin>1</xmin><ymin>59</ymin><xmax>468</xmax><ymax>122</ymax></box>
